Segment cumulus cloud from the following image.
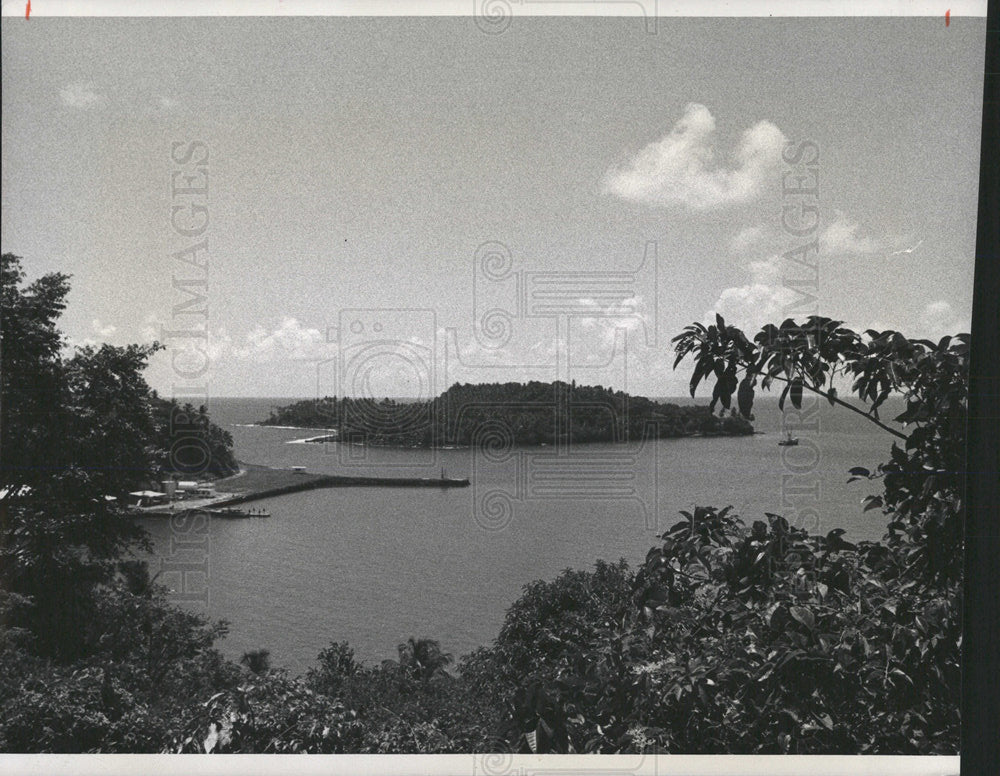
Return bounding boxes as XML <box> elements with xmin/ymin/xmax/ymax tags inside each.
<box><xmin>730</xmin><ymin>213</ymin><xmax>888</xmax><ymax>259</ymax></box>
<box><xmin>729</xmin><ymin>224</ymin><xmax>770</xmax><ymax>254</ymax></box>
<box><xmin>139</xmin><ymin>312</ymin><xmax>229</xmax><ymax>358</ymax></box>
<box><xmin>819</xmin><ymin>213</ymin><xmax>879</xmax><ymax>255</ymax></box>
<box><xmin>575</xmin><ymin>294</ymin><xmax>654</xmax><ymax>351</ymax></box>
<box><xmin>201</xmin><ymin>327</ymin><xmax>232</xmax><ymax>362</ymax></box>
<box><xmin>92</xmin><ymin>319</ymin><xmax>117</xmax><ymax>338</ymax></box>
<box><xmin>706</xmin><ymin>256</ymin><xmax>799</xmax><ymax>331</ymax></box>
<box><xmin>436</xmin><ymin>294</ymin><xmax>660</xmax><ymax>394</ymax></box>
<box><xmin>232</xmin><ymin>317</ymin><xmax>333</xmax><ymax>362</ymax></box>
<box><xmin>140</xmin><ymin>313</ymin><xmax>162</xmax><ymax>343</ymax></box>
<box><xmin>66</xmin><ymin>318</ymin><xmax>118</xmax><ymax>350</ymax></box>
<box><xmin>60</xmin><ymin>82</ymin><xmax>105</xmax><ymax>109</ymax></box>
<box><xmin>603</xmin><ymin>103</ymin><xmax>787</xmax><ymax>210</ymax></box>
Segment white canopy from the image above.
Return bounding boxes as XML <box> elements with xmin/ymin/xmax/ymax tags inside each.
<box><xmin>129</xmin><ymin>490</ymin><xmax>167</xmax><ymax>498</ymax></box>
<box><xmin>0</xmin><ymin>485</ymin><xmax>32</xmax><ymax>499</ymax></box>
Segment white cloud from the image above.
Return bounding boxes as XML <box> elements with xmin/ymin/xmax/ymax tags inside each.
<box><xmin>728</xmin><ymin>213</ymin><xmax>886</xmax><ymax>268</ymax></box>
<box><xmin>729</xmin><ymin>224</ymin><xmax>769</xmax><ymax>253</ymax></box>
<box><xmin>92</xmin><ymin>319</ymin><xmax>117</xmax><ymax>338</ymax></box>
<box><xmin>65</xmin><ymin>319</ymin><xmax>118</xmax><ymax>351</ymax></box>
<box><xmin>603</xmin><ymin>103</ymin><xmax>787</xmax><ymax>210</ymax></box>
<box><xmin>436</xmin><ymin>295</ymin><xmax>659</xmax><ymax>394</ymax></box>
<box><xmin>819</xmin><ymin>213</ymin><xmax>879</xmax><ymax>255</ymax></box>
<box><xmin>67</xmin><ymin>336</ymin><xmax>99</xmax><ymax>350</ymax></box>
<box><xmin>202</xmin><ymin>327</ymin><xmax>232</xmax><ymax>362</ymax></box>
<box><xmin>232</xmin><ymin>317</ymin><xmax>332</xmax><ymax>362</ymax></box>
<box><xmin>139</xmin><ymin>312</ymin><xmax>230</xmax><ymax>360</ymax></box>
<box><xmin>575</xmin><ymin>294</ymin><xmax>653</xmax><ymax>350</ymax></box>
<box><xmin>60</xmin><ymin>82</ymin><xmax>105</xmax><ymax>109</ymax></box>
<box><xmin>706</xmin><ymin>255</ymin><xmax>797</xmax><ymax>332</ymax></box>
<box><xmin>140</xmin><ymin>313</ymin><xmax>162</xmax><ymax>343</ymax></box>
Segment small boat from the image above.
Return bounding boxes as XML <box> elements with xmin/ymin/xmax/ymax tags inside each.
<box><xmin>434</xmin><ymin>468</ymin><xmax>470</xmax><ymax>487</ymax></box>
<box><xmin>778</xmin><ymin>431</ymin><xmax>799</xmax><ymax>447</ymax></box>
<box><xmin>208</xmin><ymin>507</ymin><xmax>271</xmax><ymax>518</ymax></box>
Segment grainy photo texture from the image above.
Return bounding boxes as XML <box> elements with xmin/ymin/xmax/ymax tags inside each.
<box><xmin>0</xmin><ymin>8</ymin><xmax>986</xmax><ymax>768</ymax></box>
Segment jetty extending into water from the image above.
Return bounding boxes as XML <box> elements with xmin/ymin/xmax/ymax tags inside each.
<box><xmin>133</xmin><ymin>462</ymin><xmax>469</xmax><ymax>517</ymax></box>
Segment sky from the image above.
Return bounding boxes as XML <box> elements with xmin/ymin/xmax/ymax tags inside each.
<box><xmin>1</xmin><ymin>16</ymin><xmax>986</xmax><ymax>399</ymax></box>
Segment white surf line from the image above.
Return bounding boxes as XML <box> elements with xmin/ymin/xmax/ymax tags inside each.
<box><xmin>286</xmin><ymin>434</ymin><xmax>338</xmax><ymax>445</ymax></box>
<box><xmin>233</xmin><ymin>423</ymin><xmax>338</xmax><ymax>431</ymax></box>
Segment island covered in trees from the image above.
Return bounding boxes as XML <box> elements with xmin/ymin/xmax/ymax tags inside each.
<box><xmin>259</xmin><ymin>380</ymin><xmax>754</xmax><ymax>446</ymax></box>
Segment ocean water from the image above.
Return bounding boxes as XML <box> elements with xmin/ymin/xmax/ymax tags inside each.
<box><xmin>139</xmin><ymin>394</ymin><xmax>900</xmax><ymax>674</ymax></box>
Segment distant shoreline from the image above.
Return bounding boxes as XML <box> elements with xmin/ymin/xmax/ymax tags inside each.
<box><xmin>275</xmin><ymin>430</ymin><xmax>759</xmax><ymax>449</ymax></box>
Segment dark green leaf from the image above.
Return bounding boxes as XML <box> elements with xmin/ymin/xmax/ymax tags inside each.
<box><xmin>737</xmin><ymin>377</ymin><xmax>755</xmax><ymax>419</ymax></box>
<box><xmin>790</xmin><ymin>379</ymin><xmax>803</xmax><ymax>409</ymax></box>
<box><xmin>789</xmin><ymin>606</ymin><xmax>815</xmax><ymax>630</ymax></box>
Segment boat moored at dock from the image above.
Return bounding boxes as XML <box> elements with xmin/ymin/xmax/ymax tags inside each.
<box><xmin>207</xmin><ymin>507</ymin><xmax>271</xmax><ymax>518</ymax></box>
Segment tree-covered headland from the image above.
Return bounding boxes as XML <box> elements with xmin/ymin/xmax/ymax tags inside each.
<box><xmin>261</xmin><ymin>381</ymin><xmax>754</xmax><ymax>446</ymax></box>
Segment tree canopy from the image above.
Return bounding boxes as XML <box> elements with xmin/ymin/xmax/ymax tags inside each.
<box><xmin>673</xmin><ymin>314</ymin><xmax>967</xmax><ymax>581</ymax></box>
<box><xmin>262</xmin><ymin>380</ymin><xmax>753</xmax><ymax>447</ymax></box>
<box><xmin>1</xmin><ymin>253</ymin><xmax>235</xmax><ymax>659</ymax></box>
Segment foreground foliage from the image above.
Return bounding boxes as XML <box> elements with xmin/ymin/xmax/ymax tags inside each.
<box><xmin>489</xmin><ymin>509</ymin><xmax>959</xmax><ymax>754</ymax></box>
<box><xmin>673</xmin><ymin>314</ymin><xmax>967</xmax><ymax>581</ymax></box>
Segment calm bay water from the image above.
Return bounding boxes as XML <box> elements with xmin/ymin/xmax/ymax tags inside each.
<box><xmin>140</xmin><ymin>395</ymin><xmax>897</xmax><ymax>674</ymax></box>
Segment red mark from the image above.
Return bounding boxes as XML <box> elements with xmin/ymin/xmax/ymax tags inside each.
<box><xmin>26</xmin><ymin>0</ymin><xmax>30</xmax><ymax>19</ymax></box>
<box><xmin>946</xmin><ymin>9</ymin><xmax>950</xmax><ymax>26</ymax></box>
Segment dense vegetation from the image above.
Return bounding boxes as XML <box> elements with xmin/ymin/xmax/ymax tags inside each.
<box><xmin>0</xmin><ymin>255</ymin><xmax>235</xmax><ymax>662</ymax></box>
<box><xmin>150</xmin><ymin>396</ymin><xmax>239</xmax><ymax>480</ymax></box>
<box><xmin>1</xmin><ymin>255</ymin><xmax>965</xmax><ymax>754</ymax></box>
<box><xmin>260</xmin><ymin>381</ymin><xmax>754</xmax><ymax>446</ymax></box>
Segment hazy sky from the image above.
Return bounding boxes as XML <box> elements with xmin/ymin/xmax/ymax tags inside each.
<box><xmin>1</xmin><ymin>17</ymin><xmax>985</xmax><ymax>398</ymax></box>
